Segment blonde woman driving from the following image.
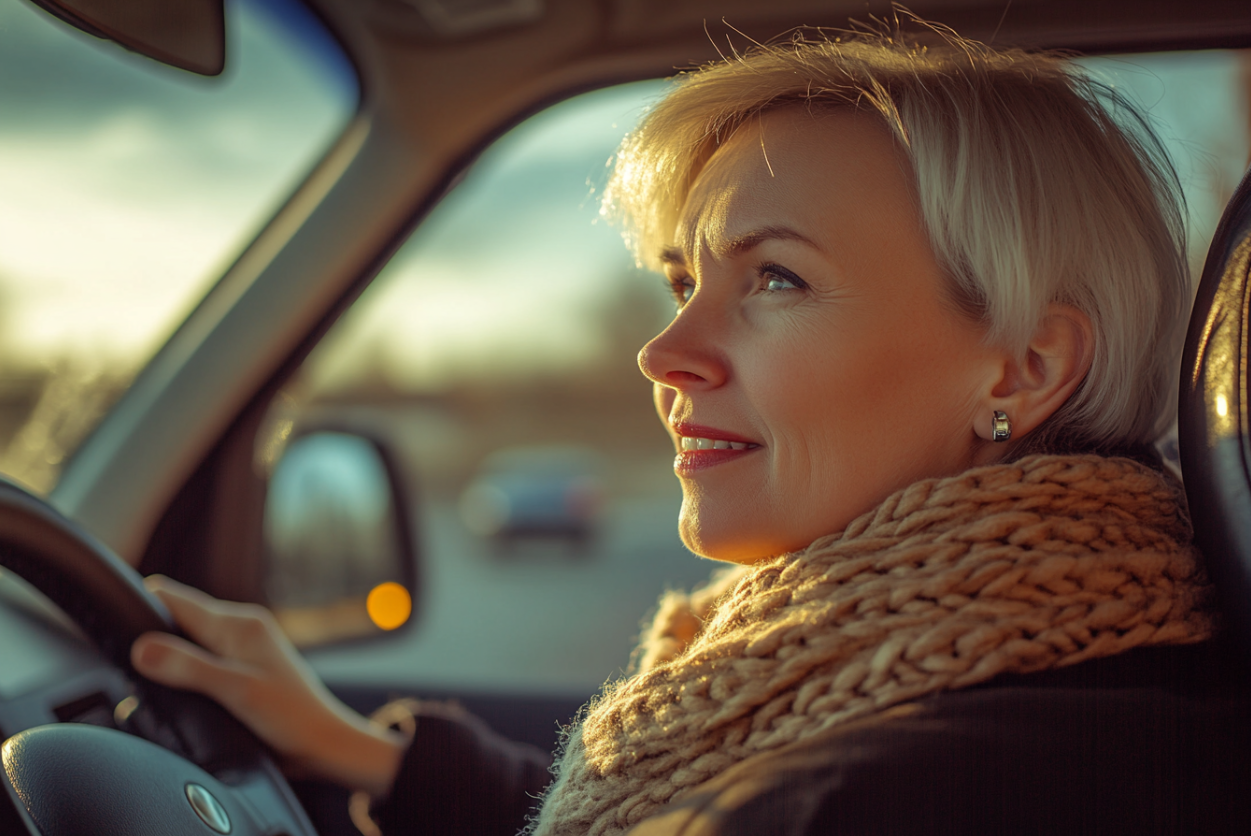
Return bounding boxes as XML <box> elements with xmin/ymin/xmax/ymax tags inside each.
<box><xmin>130</xmin><ymin>26</ymin><xmax>1251</xmax><ymax>836</ymax></box>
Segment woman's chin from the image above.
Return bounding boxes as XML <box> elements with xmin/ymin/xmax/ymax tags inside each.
<box><xmin>678</xmin><ymin>521</ymin><xmax>786</xmax><ymax>564</ymax></box>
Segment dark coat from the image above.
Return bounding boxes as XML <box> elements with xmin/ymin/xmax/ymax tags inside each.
<box><xmin>372</xmin><ymin>639</ymin><xmax>1251</xmax><ymax>836</ymax></box>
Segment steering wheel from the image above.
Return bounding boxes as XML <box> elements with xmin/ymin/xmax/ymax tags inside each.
<box><xmin>0</xmin><ymin>477</ymin><xmax>318</xmax><ymax>835</ymax></box>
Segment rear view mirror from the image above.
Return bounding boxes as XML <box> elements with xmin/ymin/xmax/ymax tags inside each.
<box><xmin>26</xmin><ymin>0</ymin><xmax>226</xmax><ymax>76</ymax></box>
<box><xmin>263</xmin><ymin>431</ymin><xmax>420</xmax><ymax>647</ymax></box>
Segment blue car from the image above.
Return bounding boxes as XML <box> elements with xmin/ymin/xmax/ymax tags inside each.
<box><xmin>460</xmin><ymin>445</ymin><xmax>605</xmax><ymax>552</ymax></box>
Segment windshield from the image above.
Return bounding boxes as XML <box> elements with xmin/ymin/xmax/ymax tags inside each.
<box><xmin>0</xmin><ymin>0</ymin><xmax>357</xmax><ymax>493</ymax></box>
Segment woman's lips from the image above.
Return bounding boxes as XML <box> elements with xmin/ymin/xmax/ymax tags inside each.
<box><xmin>671</xmin><ymin>423</ymin><xmax>761</xmax><ymax>474</ymax></box>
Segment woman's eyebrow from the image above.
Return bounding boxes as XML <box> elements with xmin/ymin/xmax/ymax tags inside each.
<box><xmin>660</xmin><ymin>226</ymin><xmax>819</xmax><ymax>268</ymax></box>
<box><xmin>724</xmin><ymin>225</ymin><xmax>821</xmax><ymax>256</ymax></box>
<box><xmin>659</xmin><ymin>246</ymin><xmax>686</xmax><ymax>267</ymax></box>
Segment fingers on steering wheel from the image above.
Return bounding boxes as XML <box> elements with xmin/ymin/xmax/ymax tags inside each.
<box><xmin>142</xmin><ymin>574</ymin><xmax>283</xmax><ymax>660</ymax></box>
<box><xmin>131</xmin><ymin>631</ymin><xmax>255</xmax><ymax>704</ymax></box>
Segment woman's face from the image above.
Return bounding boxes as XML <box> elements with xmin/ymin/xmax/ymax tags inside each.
<box><xmin>639</xmin><ymin>107</ymin><xmax>1003</xmax><ymax>563</ymax></box>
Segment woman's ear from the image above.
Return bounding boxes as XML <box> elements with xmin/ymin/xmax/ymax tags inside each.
<box><xmin>976</xmin><ymin>303</ymin><xmax>1094</xmax><ymax>444</ymax></box>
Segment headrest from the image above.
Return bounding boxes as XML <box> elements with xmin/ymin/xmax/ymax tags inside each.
<box><xmin>1179</xmin><ymin>165</ymin><xmax>1251</xmax><ymax>649</ymax></box>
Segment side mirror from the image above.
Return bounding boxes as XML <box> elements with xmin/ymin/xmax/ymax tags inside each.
<box><xmin>26</xmin><ymin>0</ymin><xmax>226</xmax><ymax>76</ymax></box>
<box><xmin>262</xmin><ymin>431</ymin><xmax>419</xmax><ymax>648</ymax></box>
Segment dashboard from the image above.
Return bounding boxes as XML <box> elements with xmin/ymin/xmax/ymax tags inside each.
<box><xmin>0</xmin><ymin>569</ymin><xmax>130</xmax><ymax>737</ymax></box>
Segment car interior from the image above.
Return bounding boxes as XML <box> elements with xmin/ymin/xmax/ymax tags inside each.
<box><xmin>0</xmin><ymin>0</ymin><xmax>1249</xmax><ymax>833</ymax></box>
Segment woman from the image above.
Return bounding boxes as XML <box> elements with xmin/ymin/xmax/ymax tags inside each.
<box><xmin>130</xmin><ymin>26</ymin><xmax>1251</xmax><ymax>836</ymax></box>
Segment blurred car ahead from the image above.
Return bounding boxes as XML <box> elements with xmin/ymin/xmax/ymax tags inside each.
<box><xmin>459</xmin><ymin>445</ymin><xmax>605</xmax><ymax>552</ymax></box>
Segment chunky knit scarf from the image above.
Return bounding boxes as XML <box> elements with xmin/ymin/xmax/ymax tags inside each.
<box><xmin>527</xmin><ymin>455</ymin><xmax>1215</xmax><ymax>836</ymax></box>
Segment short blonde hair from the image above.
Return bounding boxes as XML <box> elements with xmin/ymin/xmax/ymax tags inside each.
<box><xmin>604</xmin><ymin>29</ymin><xmax>1188</xmax><ymax>452</ymax></box>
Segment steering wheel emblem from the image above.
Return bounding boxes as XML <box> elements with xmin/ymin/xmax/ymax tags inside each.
<box><xmin>185</xmin><ymin>783</ymin><xmax>232</xmax><ymax>833</ymax></box>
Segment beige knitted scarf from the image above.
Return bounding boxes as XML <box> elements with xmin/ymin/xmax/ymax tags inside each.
<box><xmin>526</xmin><ymin>455</ymin><xmax>1216</xmax><ymax>836</ymax></box>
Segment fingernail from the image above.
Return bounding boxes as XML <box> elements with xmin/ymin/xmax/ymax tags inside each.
<box><xmin>134</xmin><ymin>639</ymin><xmax>167</xmax><ymax>669</ymax></box>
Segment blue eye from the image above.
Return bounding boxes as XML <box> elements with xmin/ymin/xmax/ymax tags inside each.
<box><xmin>761</xmin><ymin>264</ymin><xmax>805</xmax><ymax>293</ymax></box>
<box><xmin>765</xmin><ymin>275</ymin><xmax>797</xmax><ymax>291</ymax></box>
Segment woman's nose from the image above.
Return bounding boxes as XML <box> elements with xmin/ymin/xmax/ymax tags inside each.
<box><xmin>637</xmin><ymin>311</ymin><xmax>728</xmax><ymax>390</ymax></box>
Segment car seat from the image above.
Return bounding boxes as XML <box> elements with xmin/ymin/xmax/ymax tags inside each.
<box><xmin>1179</xmin><ymin>164</ymin><xmax>1251</xmax><ymax>650</ymax></box>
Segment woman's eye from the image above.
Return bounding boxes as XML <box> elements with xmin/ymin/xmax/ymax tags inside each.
<box><xmin>761</xmin><ymin>264</ymin><xmax>805</xmax><ymax>293</ymax></box>
<box><xmin>765</xmin><ymin>275</ymin><xmax>797</xmax><ymax>291</ymax></box>
<box><xmin>667</xmin><ymin>275</ymin><xmax>695</xmax><ymax>307</ymax></box>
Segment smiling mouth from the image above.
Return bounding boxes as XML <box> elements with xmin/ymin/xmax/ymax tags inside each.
<box><xmin>679</xmin><ymin>436</ymin><xmax>754</xmax><ymax>451</ymax></box>
<box><xmin>671</xmin><ymin>425</ymin><xmax>761</xmax><ymax>474</ymax></box>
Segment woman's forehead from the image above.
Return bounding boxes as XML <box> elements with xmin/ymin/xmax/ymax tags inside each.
<box><xmin>669</xmin><ymin>107</ymin><xmax>912</xmax><ymax>264</ymax></box>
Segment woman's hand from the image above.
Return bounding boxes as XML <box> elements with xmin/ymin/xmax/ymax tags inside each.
<box><xmin>130</xmin><ymin>575</ymin><xmax>407</xmax><ymax>797</ymax></box>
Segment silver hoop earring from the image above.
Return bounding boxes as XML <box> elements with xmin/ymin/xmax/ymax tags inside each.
<box><xmin>992</xmin><ymin>411</ymin><xmax>1011</xmax><ymax>443</ymax></box>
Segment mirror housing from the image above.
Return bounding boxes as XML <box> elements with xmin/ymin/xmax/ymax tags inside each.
<box><xmin>26</xmin><ymin>0</ymin><xmax>226</xmax><ymax>76</ymax></box>
<box><xmin>263</xmin><ymin>431</ymin><xmax>420</xmax><ymax>648</ymax></box>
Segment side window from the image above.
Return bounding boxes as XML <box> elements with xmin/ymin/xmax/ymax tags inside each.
<box><xmin>270</xmin><ymin>81</ymin><xmax>720</xmax><ymax>694</ymax></box>
<box><xmin>1076</xmin><ymin>50</ymin><xmax>1251</xmax><ymax>273</ymax></box>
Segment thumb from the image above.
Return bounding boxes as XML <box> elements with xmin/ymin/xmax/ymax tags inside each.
<box><xmin>131</xmin><ymin>631</ymin><xmax>252</xmax><ymax>705</ymax></box>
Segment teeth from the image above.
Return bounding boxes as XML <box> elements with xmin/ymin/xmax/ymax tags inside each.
<box><xmin>680</xmin><ymin>436</ymin><xmax>753</xmax><ymax>452</ymax></box>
